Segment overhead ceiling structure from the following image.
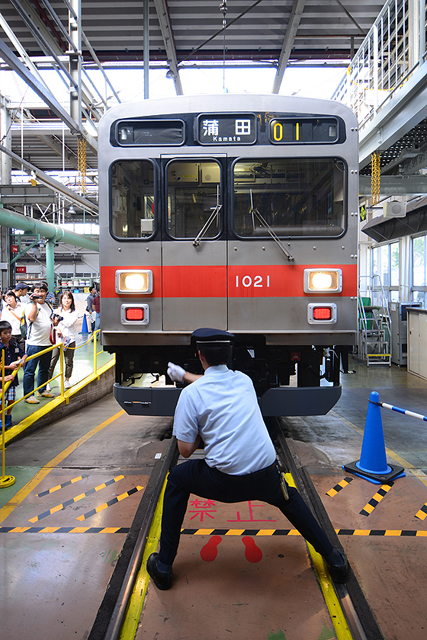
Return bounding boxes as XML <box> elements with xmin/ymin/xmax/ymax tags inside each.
<box><xmin>0</xmin><ymin>0</ymin><xmax>414</xmax><ymax>227</ymax></box>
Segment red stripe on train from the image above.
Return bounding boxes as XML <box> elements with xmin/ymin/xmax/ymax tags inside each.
<box><xmin>100</xmin><ymin>264</ymin><xmax>357</xmax><ymax>298</ymax></box>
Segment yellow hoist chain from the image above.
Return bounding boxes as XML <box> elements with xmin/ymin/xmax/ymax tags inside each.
<box><xmin>371</xmin><ymin>151</ymin><xmax>381</xmax><ymax>206</ymax></box>
<box><xmin>77</xmin><ymin>137</ymin><xmax>87</xmax><ymax>197</ymax></box>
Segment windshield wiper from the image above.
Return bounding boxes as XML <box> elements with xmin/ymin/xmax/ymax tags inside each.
<box><xmin>193</xmin><ymin>185</ymin><xmax>222</xmax><ymax>247</ymax></box>
<box><xmin>249</xmin><ymin>190</ymin><xmax>294</xmax><ymax>261</ymax></box>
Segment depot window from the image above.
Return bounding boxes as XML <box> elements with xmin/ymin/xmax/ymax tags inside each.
<box><xmin>166</xmin><ymin>159</ymin><xmax>222</xmax><ymax>239</ymax></box>
<box><xmin>110</xmin><ymin>160</ymin><xmax>155</xmax><ymax>239</ymax></box>
<box><xmin>233</xmin><ymin>157</ymin><xmax>346</xmax><ymax>237</ymax></box>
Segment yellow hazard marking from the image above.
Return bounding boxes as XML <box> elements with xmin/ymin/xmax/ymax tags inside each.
<box><xmin>257</xmin><ymin>529</ymin><xmax>275</xmax><ymax>535</ymax></box>
<box><xmin>225</xmin><ymin>529</ymin><xmax>245</xmax><ymax>536</ymax></box>
<box><xmin>195</xmin><ymin>528</ymin><xmax>214</xmax><ymax>535</ymax></box>
<box><xmin>360</xmin><ymin>484</ymin><xmax>393</xmax><ymax>516</ymax></box>
<box><xmin>28</xmin><ymin>475</ymin><xmax>125</xmax><ymax>523</ymax></box>
<box><xmin>76</xmin><ymin>486</ymin><xmax>144</xmax><ymax>521</ymax></box>
<box><xmin>4</xmin><ymin>526</ymin><xmax>427</xmax><ymax>537</ymax></box>
<box><xmin>36</xmin><ymin>474</ymin><xmax>89</xmax><ymax>497</ymax></box>
<box><xmin>326</xmin><ymin>477</ymin><xmax>353</xmax><ymax>497</ymax></box>
<box><xmin>415</xmin><ymin>504</ymin><xmax>427</xmax><ymax>520</ymax></box>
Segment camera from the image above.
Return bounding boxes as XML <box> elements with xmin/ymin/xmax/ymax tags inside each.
<box><xmin>30</xmin><ymin>293</ymin><xmax>43</xmax><ymax>300</ymax></box>
<box><xmin>50</xmin><ymin>313</ymin><xmax>64</xmax><ymax>322</ymax></box>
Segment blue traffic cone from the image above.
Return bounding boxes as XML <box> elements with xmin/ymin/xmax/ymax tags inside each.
<box><xmin>80</xmin><ymin>313</ymin><xmax>89</xmax><ymax>334</ymax></box>
<box><xmin>343</xmin><ymin>391</ymin><xmax>405</xmax><ymax>484</ymax></box>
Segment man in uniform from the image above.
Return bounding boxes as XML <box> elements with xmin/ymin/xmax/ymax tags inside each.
<box><xmin>147</xmin><ymin>328</ymin><xmax>348</xmax><ymax>590</ymax></box>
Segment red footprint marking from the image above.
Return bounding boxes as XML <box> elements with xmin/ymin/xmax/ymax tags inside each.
<box><xmin>242</xmin><ymin>536</ymin><xmax>263</xmax><ymax>563</ymax></box>
<box><xmin>200</xmin><ymin>535</ymin><xmax>222</xmax><ymax>562</ymax></box>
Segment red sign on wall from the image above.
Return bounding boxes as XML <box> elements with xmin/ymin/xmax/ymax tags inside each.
<box><xmin>16</xmin><ymin>266</ymin><xmax>26</xmax><ymax>273</ymax></box>
<box><xmin>11</xmin><ymin>245</ymin><xmax>19</xmax><ymax>253</ymax></box>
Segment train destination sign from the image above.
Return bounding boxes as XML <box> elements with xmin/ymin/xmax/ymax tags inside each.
<box><xmin>115</xmin><ymin>119</ymin><xmax>185</xmax><ymax>146</ymax></box>
<box><xmin>269</xmin><ymin>117</ymin><xmax>339</xmax><ymax>144</ymax></box>
<box><xmin>197</xmin><ymin>113</ymin><xmax>257</xmax><ymax>145</ymax></box>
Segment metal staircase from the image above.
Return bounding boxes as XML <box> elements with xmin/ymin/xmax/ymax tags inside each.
<box><xmin>358</xmin><ymin>275</ymin><xmax>392</xmax><ymax>366</ymax></box>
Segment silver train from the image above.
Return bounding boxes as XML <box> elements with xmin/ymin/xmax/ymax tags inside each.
<box><xmin>98</xmin><ymin>95</ymin><xmax>359</xmax><ymax>417</ymax></box>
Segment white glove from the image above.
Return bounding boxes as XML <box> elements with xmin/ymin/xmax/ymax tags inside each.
<box><xmin>167</xmin><ymin>362</ymin><xmax>185</xmax><ymax>383</ymax></box>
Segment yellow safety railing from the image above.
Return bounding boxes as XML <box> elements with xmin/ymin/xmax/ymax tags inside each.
<box><xmin>0</xmin><ymin>332</ymin><xmax>115</xmax><ymax>485</ymax></box>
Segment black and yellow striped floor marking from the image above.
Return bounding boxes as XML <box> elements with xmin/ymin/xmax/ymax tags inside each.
<box><xmin>326</xmin><ymin>477</ymin><xmax>353</xmax><ymax>497</ymax></box>
<box><xmin>28</xmin><ymin>475</ymin><xmax>125</xmax><ymax>523</ymax></box>
<box><xmin>36</xmin><ymin>474</ymin><xmax>89</xmax><ymax>497</ymax></box>
<box><xmin>360</xmin><ymin>483</ymin><xmax>394</xmax><ymax>516</ymax></box>
<box><xmin>76</xmin><ymin>486</ymin><xmax>144</xmax><ymax>521</ymax></box>
<box><xmin>0</xmin><ymin>526</ymin><xmax>130</xmax><ymax>534</ymax></box>
<box><xmin>181</xmin><ymin>528</ymin><xmax>427</xmax><ymax>537</ymax></box>
<box><xmin>415</xmin><ymin>503</ymin><xmax>427</xmax><ymax>520</ymax></box>
<box><xmin>2</xmin><ymin>526</ymin><xmax>427</xmax><ymax>536</ymax></box>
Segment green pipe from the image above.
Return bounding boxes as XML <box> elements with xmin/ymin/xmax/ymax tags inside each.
<box><xmin>46</xmin><ymin>239</ymin><xmax>55</xmax><ymax>291</ymax></box>
<box><xmin>0</xmin><ymin>204</ymin><xmax>99</xmax><ymax>252</ymax></box>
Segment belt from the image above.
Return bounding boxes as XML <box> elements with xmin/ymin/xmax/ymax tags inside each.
<box><xmin>218</xmin><ymin>462</ymin><xmax>276</xmax><ymax>481</ymax></box>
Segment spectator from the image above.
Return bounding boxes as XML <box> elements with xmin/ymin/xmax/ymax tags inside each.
<box><xmin>86</xmin><ymin>286</ymin><xmax>97</xmax><ymax>332</ymax></box>
<box><xmin>47</xmin><ymin>291</ymin><xmax>79</xmax><ymax>390</ymax></box>
<box><xmin>14</xmin><ymin>282</ymin><xmax>30</xmax><ymax>304</ymax></box>
<box><xmin>23</xmin><ymin>282</ymin><xmax>60</xmax><ymax>404</ymax></box>
<box><xmin>0</xmin><ymin>320</ymin><xmax>27</xmax><ymax>429</ymax></box>
<box><xmin>1</xmin><ymin>290</ymin><xmax>25</xmax><ymax>351</ymax></box>
<box><xmin>93</xmin><ymin>290</ymin><xmax>100</xmax><ymax>337</ymax></box>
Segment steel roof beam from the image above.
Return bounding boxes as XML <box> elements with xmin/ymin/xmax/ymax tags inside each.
<box><xmin>153</xmin><ymin>0</ymin><xmax>183</xmax><ymax>95</ymax></box>
<box><xmin>0</xmin><ymin>37</ymin><xmax>80</xmax><ymax>134</ymax></box>
<box><xmin>0</xmin><ymin>143</ymin><xmax>98</xmax><ymax>216</ymax></box>
<box><xmin>272</xmin><ymin>0</ymin><xmax>307</xmax><ymax>94</ymax></box>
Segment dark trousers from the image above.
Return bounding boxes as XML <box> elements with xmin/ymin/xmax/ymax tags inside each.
<box><xmin>158</xmin><ymin>458</ymin><xmax>333</xmax><ymax>566</ymax></box>
<box><xmin>23</xmin><ymin>344</ymin><xmax>52</xmax><ymax>396</ymax></box>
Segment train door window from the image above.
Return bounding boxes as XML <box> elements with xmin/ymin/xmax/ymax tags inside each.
<box><xmin>110</xmin><ymin>160</ymin><xmax>155</xmax><ymax>238</ymax></box>
<box><xmin>232</xmin><ymin>157</ymin><xmax>346</xmax><ymax>237</ymax></box>
<box><xmin>166</xmin><ymin>159</ymin><xmax>222</xmax><ymax>239</ymax></box>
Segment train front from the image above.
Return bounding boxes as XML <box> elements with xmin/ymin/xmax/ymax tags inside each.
<box><xmin>97</xmin><ymin>95</ymin><xmax>359</xmax><ymax>418</ymax></box>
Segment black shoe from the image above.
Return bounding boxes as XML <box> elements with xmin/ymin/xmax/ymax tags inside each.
<box><xmin>325</xmin><ymin>549</ymin><xmax>348</xmax><ymax>583</ymax></box>
<box><xmin>147</xmin><ymin>553</ymin><xmax>173</xmax><ymax>590</ymax></box>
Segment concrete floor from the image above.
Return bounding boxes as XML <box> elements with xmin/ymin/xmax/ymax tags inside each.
<box><xmin>1</xmin><ymin>357</ymin><xmax>427</xmax><ymax>640</ymax></box>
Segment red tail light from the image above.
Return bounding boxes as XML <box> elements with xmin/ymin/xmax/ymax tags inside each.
<box><xmin>125</xmin><ymin>307</ymin><xmax>145</xmax><ymax>321</ymax></box>
<box><xmin>313</xmin><ymin>307</ymin><xmax>332</xmax><ymax>320</ymax></box>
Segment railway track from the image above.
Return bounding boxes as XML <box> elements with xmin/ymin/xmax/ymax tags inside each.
<box><xmin>88</xmin><ymin>420</ymin><xmax>384</xmax><ymax>640</ymax></box>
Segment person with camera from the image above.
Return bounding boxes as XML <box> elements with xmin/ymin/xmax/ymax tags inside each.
<box><xmin>23</xmin><ymin>282</ymin><xmax>60</xmax><ymax>404</ymax></box>
<box><xmin>47</xmin><ymin>291</ymin><xmax>79</xmax><ymax>391</ymax></box>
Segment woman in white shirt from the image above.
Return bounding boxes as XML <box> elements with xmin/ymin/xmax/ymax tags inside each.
<box><xmin>2</xmin><ymin>290</ymin><xmax>25</xmax><ymax>350</ymax></box>
<box><xmin>47</xmin><ymin>291</ymin><xmax>79</xmax><ymax>390</ymax></box>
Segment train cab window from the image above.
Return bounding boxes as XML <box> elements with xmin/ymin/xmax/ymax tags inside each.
<box><xmin>233</xmin><ymin>158</ymin><xmax>346</xmax><ymax>237</ymax></box>
<box><xmin>110</xmin><ymin>160</ymin><xmax>155</xmax><ymax>239</ymax></box>
<box><xmin>166</xmin><ymin>159</ymin><xmax>222</xmax><ymax>239</ymax></box>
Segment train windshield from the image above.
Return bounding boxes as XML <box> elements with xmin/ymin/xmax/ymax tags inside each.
<box><xmin>110</xmin><ymin>160</ymin><xmax>155</xmax><ymax>238</ymax></box>
<box><xmin>233</xmin><ymin>158</ymin><xmax>346</xmax><ymax>237</ymax></box>
<box><xmin>167</xmin><ymin>159</ymin><xmax>222</xmax><ymax>239</ymax></box>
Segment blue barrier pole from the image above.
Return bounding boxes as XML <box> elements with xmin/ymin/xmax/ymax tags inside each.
<box><xmin>374</xmin><ymin>400</ymin><xmax>427</xmax><ymax>423</ymax></box>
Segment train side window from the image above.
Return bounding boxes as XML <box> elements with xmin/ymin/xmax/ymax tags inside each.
<box><xmin>110</xmin><ymin>160</ymin><xmax>155</xmax><ymax>239</ymax></box>
<box><xmin>166</xmin><ymin>159</ymin><xmax>222</xmax><ymax>239</ymax></box>
<box><xmin>233</xmin><ymin>157</ymin><xmax>346</xmax><ymax>237</ymax></box>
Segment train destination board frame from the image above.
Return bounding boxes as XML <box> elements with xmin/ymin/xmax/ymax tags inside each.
<box><xmin>113</xmin><ymin>119</ymin><xmax>185</xmax><ymax>146</ymax></box>
<box><xmin>269</xmin><ymin>117</ymin><xmax>343</xmax><ymax>144</ymax></box>
<box><xmin>196</xmin><ymin>113</ymin><xmax>257</xmax><ymax>145</ymax></box>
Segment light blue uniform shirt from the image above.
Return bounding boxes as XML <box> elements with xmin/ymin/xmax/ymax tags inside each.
<box><xmin>173</xmin><ymin>365</ymin><xmax>276</xmax><ymax>475</ymax></box>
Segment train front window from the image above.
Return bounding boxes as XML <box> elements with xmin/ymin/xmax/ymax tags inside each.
<box><xmin>167</xmin><ymin>160</ymin><xmax>222</xmax><ymax>239</ymax></box>
<box><xmin>233</xmin><ymin>158</ymin><xmax>345</xmax><ymax>237</ymax></box>
<box><xmin>110</xmin><ymin>160</ymin><xmax>155</xmax><ymax>239</ymax></box>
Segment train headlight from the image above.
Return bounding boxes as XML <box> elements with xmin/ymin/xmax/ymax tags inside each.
<box><xmin>115</xmin><ymin>270</ymin><xmax>153</xmax><ymax>294</ymax></box>
<box><xmin>304</xmin><ymin>269</ymin><xmax>342</xmax><ymax>293</ymax></box>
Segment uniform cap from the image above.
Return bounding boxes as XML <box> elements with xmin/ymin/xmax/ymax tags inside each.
<box><xmin>15</xmin><ymin>283</ymin><xmax>28</xmax><ymax>290</ymax></box>
<box><xmin>192</xmin><ymin>327</ymin><xmax>234</xmax><ymax>344</ymax></box>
